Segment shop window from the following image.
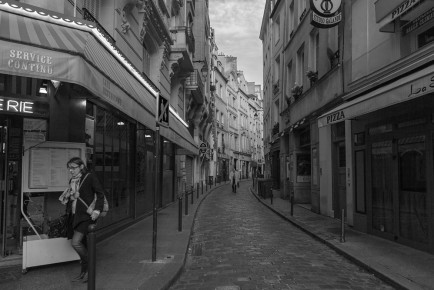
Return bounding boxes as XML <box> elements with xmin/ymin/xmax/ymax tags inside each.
<box><xmin>418</xmin><ymin>26</ymin><xmax>434</xmax><ymax>48</ymax></box>
<box><xmin>93</xmin><ymin>107</ymin><xmax>133</xmax><ymax>227</ymax></box>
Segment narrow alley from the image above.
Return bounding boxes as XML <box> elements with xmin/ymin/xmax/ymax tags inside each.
<box><xmin>170</xmin><ymin>182</ymin><xmax>394</xmax><ymax>290</ymax></box>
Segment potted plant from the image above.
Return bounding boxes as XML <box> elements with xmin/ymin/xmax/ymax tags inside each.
<box><xmin>291</xmin><ymin>84</ymin><xmax>303</xmax><ymax>98</ymax></box>
<box><xmin>306</xmin><ymin>70</ymin><xmax>318</xmax><ymax>83</ymax></box>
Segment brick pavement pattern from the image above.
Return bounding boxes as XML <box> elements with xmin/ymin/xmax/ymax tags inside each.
<box><xmin>170</xmin><ymin>183</ymin><xmax>395</xmax><ymax>290</ymax></box>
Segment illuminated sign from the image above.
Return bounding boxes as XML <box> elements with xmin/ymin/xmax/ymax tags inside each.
<box><xmin>0</xmin><ymin>98</ymin><xmax>33</xmax><ymax>113</ymax></box>
<box><xmin>310</xmin><ymin>0</ymin><xmax>343</xmax><ymax>28</ymax></box>
<box><xmin>0</xmin><ymin>96</ymin><xmax>48</xmax><ymax>117</ymax></box>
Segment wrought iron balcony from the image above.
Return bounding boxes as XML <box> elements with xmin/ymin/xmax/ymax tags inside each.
<box><xmin>185</xmin><ymin>69</ymin><xmax>204</xmax><ymax>102</ymax></box>
<box><xmin>83</xmin><ymin>8</ymin><xmax>115</xmax><ymax>45</ymax></box>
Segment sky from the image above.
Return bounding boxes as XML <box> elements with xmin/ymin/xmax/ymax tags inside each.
<box><xmin>209</xmin><ymin>0</ymin><xmax>265</xmax><ymax>87</ymax></box>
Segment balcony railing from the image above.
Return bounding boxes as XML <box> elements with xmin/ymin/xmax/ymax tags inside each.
<box><xmin>185</xmin><ymin>69</ymin><xmax>204</xmax><ymax>92</ymax></box>
<box><xmin>83</xmin><ymin>8</ymin><xmax>116</xmax><ymax>45</ymax></box>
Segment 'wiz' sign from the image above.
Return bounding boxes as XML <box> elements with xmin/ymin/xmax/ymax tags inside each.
<box><xmin>310</xmin><ymin>0</ymin><xmax>342</xmax><ymax>28</ymax></box>
<box><xmin>326</xmin><ymin>110</ymin><xmax>345</xmax><ymax>125</ymax></box>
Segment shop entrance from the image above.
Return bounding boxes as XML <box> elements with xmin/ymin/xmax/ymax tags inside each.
<box><xmin>370</xmin><ymin>132</ymin><xmax>429</xmax><ymax>248</ymax></box>
<box><xmin>0</xmin><ymin>116</ymin><xmax>22</xmax><ymax>257</ymax></box>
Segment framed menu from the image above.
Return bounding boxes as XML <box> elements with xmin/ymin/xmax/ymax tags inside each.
<box><xmin>23</xmin><ymin>141</ymin><xmax>86</xmax><ymax>192</ymax></box>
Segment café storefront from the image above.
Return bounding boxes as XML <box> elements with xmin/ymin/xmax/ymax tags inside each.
<box><xmin>318</xmin><ymin>63</ymin><xmax>434</xmax><ymax>253</ymax></box>
<box><xmin>0</xmin><ymin>2</ymin><xmax>198</xmax><ymax>271</ymax></box>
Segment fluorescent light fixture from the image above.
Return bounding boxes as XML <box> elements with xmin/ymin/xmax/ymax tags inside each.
<box><xmin>117</xmin><ymin>121</ymin><xmax>125</xmax><ymax>126</ymax></box>
<box><xmin>145</xmin><ymin>134</ymin><xmax>151</xmax><ymax>138</ymax></box>
<box><xmin>39</xmin><ymin>81</ymin><xmax>48</xmax><ymax>94</ymax></box>
<box><xmin>169</xmin><ymin>106</ymin><xmax>188</xmax><ymax>128</ymax></box>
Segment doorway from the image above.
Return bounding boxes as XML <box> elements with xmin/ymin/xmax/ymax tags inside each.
<box><xmin>0</xmin><ymin>116</ymin><xmax>22</xmax><ymax>257</ymax></box>
<box><xmin>370</xmin><ymin>133</ymin><xmax>429</xmax><ymax>248</ymax></box>
<box><xmin>333</xmin><ymin>141</ymin><xmax>346</xmax><ymax>219</ymax></box>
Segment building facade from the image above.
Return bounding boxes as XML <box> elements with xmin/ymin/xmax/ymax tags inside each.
<box><xmin>262</xmin><ymin>0</ymin><xmax>434</xmax><ymax>254</ymax></box>
<box><xmin>0</xmin><ymin>0</ymin><xmax>212</xmax><ymax>269</ymax></box>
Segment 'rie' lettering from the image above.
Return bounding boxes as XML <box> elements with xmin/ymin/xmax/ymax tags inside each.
<box><xmin>326</xmin><ymin>111</ymin><xmax>345</xmax><ymax>124</ymax></box>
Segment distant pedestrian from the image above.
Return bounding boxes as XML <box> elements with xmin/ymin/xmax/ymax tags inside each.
<box><xmin>59</xmin><ymin>157</ymin><xmax>105</xmax><ymax>283</ymax></box>
<box><xmin>229</xmin><ymin>168</ymin><xmax>237</xmax><ymax>193</ymax></box>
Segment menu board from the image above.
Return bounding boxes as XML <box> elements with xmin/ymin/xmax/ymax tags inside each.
<box><xmin>23</xmin><ymin>142</ymin><xmax>86</xmax><ymax>192</ymax></box>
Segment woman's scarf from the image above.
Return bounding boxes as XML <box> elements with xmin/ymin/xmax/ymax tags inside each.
<box><xmin>58</xmin><ymin>172</ymin><xmax>83</xmax><ymax>214</ymax></box>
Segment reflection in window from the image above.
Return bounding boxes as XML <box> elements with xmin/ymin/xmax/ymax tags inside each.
<box><xmin>94</xmin><ymin>108</ymin><xmax>133</xmax><ymax>227</ymax></box>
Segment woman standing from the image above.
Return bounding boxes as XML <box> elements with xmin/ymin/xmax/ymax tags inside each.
<box><xmin>59</xmin><ymin>157</ymin><xmax>105</xmax><ymax>283</ymax></box>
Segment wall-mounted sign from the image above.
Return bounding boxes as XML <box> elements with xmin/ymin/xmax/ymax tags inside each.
<box><xmin>310</xmin><ymin>0</ymin><xmax>342</xmax><ymax>28</ymax></box>
<box><xmin>0</xmin><ymin>96</ymin><xmax>48</xmax><ymax>117</ymax></box>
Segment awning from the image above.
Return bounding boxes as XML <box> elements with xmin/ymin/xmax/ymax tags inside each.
<box><xmin>318</xmin><ymin>63</ymin><xmax>434</xmax><ymax>127</ymax></box>
<box><xmin>160</xmin><ymin>113</ymin><xmax>198</xmax><ymax>155</ymax></box>
<box><xmin>0</xmin><ymin>2</ymin><xmax>198</xmax><ymax>155</ymax></box>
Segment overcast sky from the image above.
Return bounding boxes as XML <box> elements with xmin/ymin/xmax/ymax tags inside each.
<box><xmin>209</xmin><ymin>0</ymin><xmax>265</xmax><ymax>87</ymax></box>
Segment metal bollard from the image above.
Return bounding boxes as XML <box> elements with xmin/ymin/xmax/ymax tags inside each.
<box><xmin>178</xmin><ymin>197</ymin><xmax>182</xmax><ymax>232</ymax></box>
<box><xmin>290</xmin><ymin>195</ymin><xmax>294</xmax><ymax>216</ymax></box>
<box><xmin>202</xmin><ymin>181</ymin><xmax>203</xmax><ymax>195</ymax></box>
<box><xmin>341</xmin><ymin>209</ymin><xmax>345</xmax><ymax>243</ymax></box>
<box><xmin>270</xmin><ymin>193</ymin><xmax>273</xmax><ymax>205</ymax></box>
<box><xmin>191</xmin><ymin>187</ymin><xmax>194</xmax><ymax>204</ymax></box>
<box><xmin>197</xmin><ymin>183</ymin><xmax>199</xmax><ymax>199</ymax></box>
<box><xmin>87</xmin><ymin>223</ymin><xmax>97</xmax><ymax>290</ymax></box>
<box><xmin>185</xmin><ymin>193</ymin><xmax>189</xmax><ymax>215</ymax></box>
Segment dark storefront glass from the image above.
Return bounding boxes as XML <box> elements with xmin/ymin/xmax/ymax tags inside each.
<box><xmin>398</xmin><ymin>136</ymin><xmax>428</xmax><ymax>243</ymax></box>
<box><xmin>93</xmin><ymin>106</ymin><xmax>134</xmax><ymax>228</ymax></box>
<box><xmin>162</xmin><ymin>139</ymin><xmax>174</xmax><ymax>206</ymax></box>
<box><xmin>371</xmin><ymin>141</ymin><xmax>394</xmax><ymax>234</ymax></box>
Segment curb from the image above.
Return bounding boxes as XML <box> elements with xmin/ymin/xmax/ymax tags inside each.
<box><xmin>250</xmin><ymin>187</ymin><xmax>408</xmax><ymax>290</ymax></box>
<box><xmin>160</xmin><ymin>181</ymin><xmax>231</xmax><ymax>290</ymax></box>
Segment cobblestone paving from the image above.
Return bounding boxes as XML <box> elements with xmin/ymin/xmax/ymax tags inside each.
<box><xmin>170</xmin><ymin>183</ymin><xmax>395</xmax><ymax>290</ymax></box>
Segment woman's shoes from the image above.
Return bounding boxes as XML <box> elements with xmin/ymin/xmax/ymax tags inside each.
<box><xmin>71</xmin><ymin>272</ymin><xmax>87</xmax><ymax>282</ymax></box>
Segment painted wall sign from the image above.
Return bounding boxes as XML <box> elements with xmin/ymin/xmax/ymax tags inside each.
<box><xmin>310</xmin><ymin>0</ymin><xmax>342</xmax><ymax>28</ymax></box>
<box><xmin>390</xmin><ymin>0</ymin><xmax>420</xmax><ymax>22</ymax></box>
<box><xmin>402</xmin><ymin>7</ymin><xmax>434</xmax><ymax>35</ymax></box>
<box><xmin>325</xmin><ymin>110</ymin><xmax>345</xmax><ymax>125</ymax></box>
<box><xmin>8</xmin><ymin>49</ymin><xmax>54</xmax><ymax>75</ymax></box>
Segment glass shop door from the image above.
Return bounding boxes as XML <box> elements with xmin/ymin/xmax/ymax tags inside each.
<box><xmin>0</xmin><ymin>117</ymin><xmax>21</xmax><ymax>257</ymax></box>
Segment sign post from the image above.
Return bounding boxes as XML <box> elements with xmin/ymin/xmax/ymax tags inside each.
<box><xmin>152</xmin><ymin>94</ymin><xmax>169</xmax><ymax>262</ymax></box>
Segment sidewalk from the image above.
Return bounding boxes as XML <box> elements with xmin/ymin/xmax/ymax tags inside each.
<box><xmin>3</xmin><ymin>180</ymin><xmax>434</xmax><ymax>290</ymax></box>
<box><xmin>251</xmin><ymin>187</ymin><xmax>434</xmax><ymax>290</ymax></box>
<box><xmin>2</xmin><ymin>181</ymin><xmax>229</xmax><ymax>290</ymax></box>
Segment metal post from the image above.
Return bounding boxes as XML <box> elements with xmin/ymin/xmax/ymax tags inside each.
<box><xmin>191</xmin><ymin>186</ymin><xmax>194</xmax><ymax>204</ymax></box>
<box><xmin>341</xmin><ymin>209</ymin><xmax>345</xmax><ymax>243</ymax></box>
<box><xmin>290</xmin><ymin>194</ymin><xmax>294</xmax><ymax>216</ymax></box>
<box><xmin>152</xmin><ymin>125</ymin><xmax>160</xmax><ymax>262</ymax></box>
<box><xmin>197</xmin><ymin>183</ymin><xmax>199</xmax><ymax>199</ymax></box>
<box><xmin>270</xmin><ymin>193</ymin><xmax>273</xmax><ymax>205</ymax></box>
<box><xmin>185</xmin><ymin>193</ymin><xmax>188</xmax><ymax>215</ymax></box>
<box><xmin>178</xmin><ymin>197</ymin><xmax>182</xmax><ymax>232</ymax></box>
<box><xmin>87</xmin><ymin>223</ymin><xmax>97</xmax><ymax>290</ymax></box>
<box><xmin>201</xmin><ymin>181</ymin><xmax>203</xmax><ymax>195</ymax></box>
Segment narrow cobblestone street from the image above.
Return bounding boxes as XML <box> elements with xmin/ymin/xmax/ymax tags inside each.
<box><xmin>170</xmin><ymin>182</ymin><xmax>395</xmax><ymax>290</ymax></box>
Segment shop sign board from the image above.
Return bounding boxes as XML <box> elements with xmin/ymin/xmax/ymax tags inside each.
<box><xmin>156</xmin><ymin>94</ymin><xmax>169</xmax><ymax>126</ymax></box>
<box><xmin>310</xmin><ymin>0</ymin><xmax>342</xmax><ymax>28</ymax></box>
<box><xmin>199</xmin><ymin>142</ymin><xmax>208</xmax><ymax>155</ymax></box>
